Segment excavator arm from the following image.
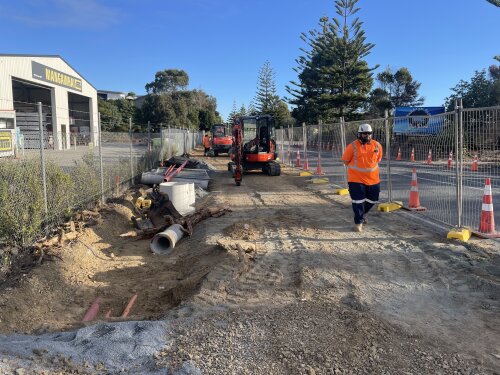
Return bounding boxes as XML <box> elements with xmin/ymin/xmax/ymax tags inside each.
<box><xmin>232</xmin><ymin>119</ymin><xmax>243</xmax><ymax>186</ymax></box>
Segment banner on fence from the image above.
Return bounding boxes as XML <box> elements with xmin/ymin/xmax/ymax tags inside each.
<box><xmin>394</xmin><ymin>106</ymin><xmax>446</xmax><ymax>136</ymax></box>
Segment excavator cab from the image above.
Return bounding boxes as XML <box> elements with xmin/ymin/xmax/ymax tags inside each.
<box><xmin>211</xmin><ymin>124</ymin><xmax>232</xmax><ymax>156</ymax></box>
<box><xmin>228</xmin><ymin>115</ymin><xmax>280</xmax><ymax>186</ymax></box>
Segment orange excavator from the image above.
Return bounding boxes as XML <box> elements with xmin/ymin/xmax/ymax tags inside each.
<box><xmin>210</xmin><ymin>124</ymin><xmax>232</xmax><ymax>156</ymax></box>
<box><xmin>228</xmin><ymin>115</ymin><xmax>280</xmax><ymax>186</ymax></box>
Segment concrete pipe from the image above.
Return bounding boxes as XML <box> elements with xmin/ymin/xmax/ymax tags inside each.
<box><xmin>150</xmin><ymin>224</ymin><xmax>185</xmax><ymax>255</ymax></box>
<box><xmin>141</xmin><ymin>168</ymin><xmax>168</xmax><ymax>185</ymax></box>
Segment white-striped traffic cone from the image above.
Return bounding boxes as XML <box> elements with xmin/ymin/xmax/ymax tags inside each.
<box><xmin>409</xmin><ymin>168</ymin><xmax>426</xmax><ymax>211</ymax></box>
<box><xmin>426</xmin><ymin>149</ymin><xmax>432</xmax><ymax>164</ymax></box>
<box><xmin>315</xmin><ymin>153</ymin><xmax>324</xmax><ymax>175</ymax></box>
<box><xmin>447</xmin><ymin>151</ymin><xmax>453</xmax><ymax>168</ymax></box>
<box><xmin>396</xmin><ymin>147</ymin><xmax>402</xmax><ymax>161</ymax></box>
<box><xmin>303</xmin><ymin>151</ymin><xmax>309</xmax><ymax>170</ymax></box>
<box><xmin>295</xmin><ymin>150</ymin><xmax>301</xmax><ymax>168</ymax></box>
<box><xmin>471</xmin><ymin>154</ymin><xmax>479</xmax><ymax>172</ymax></box>
<box><xmin>479</xmin><ymin>178</ymin><xmax>499</xmax><ymax>237</ymax></box>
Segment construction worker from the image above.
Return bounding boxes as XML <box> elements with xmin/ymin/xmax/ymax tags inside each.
<box><xmin>203</xmin><ymin>133</ymin><xmax>211</xmax><ymax>156</ymax></box>
<box><xmin>341</xmin><ymin>124</ymin><xmax>383</xmax><ymax>232</ymax></box>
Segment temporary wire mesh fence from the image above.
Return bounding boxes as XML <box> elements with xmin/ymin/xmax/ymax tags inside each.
<box><xmin>0</xmin><ymin>96</ymin><xmax>201</xmax><ymax>256</ymax></box>
<box><xmin>1</xmin><ymin>95</ymin><xmax>499</xmax><ymax>254</ymax></box>
<box><xmin>460</xmin><ymin>107</ymin><xmax>500</xmax><ymax>231</ymax></box>
<box><xmin>389</xmin><ymin>111</ymin><xmax>458</xmax><ymax>226</ymax></box>
<box><xmin>282</xmin><ymin>105</ymin><xmax>500</xmax><ymax>235</ymax></box>
<box><xmin>321</xmin><ymin>120</ymin><xmax>348</xmax><ymax>188</ymax></box>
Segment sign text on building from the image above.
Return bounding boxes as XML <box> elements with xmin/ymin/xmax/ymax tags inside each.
<box><xmin>32</xmin><ymin>61</ymin><xmax>82</xmax><ymax>92</ymax></box>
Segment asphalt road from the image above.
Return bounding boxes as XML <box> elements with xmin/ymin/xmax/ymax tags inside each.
<box><xmin>23</xmin><ymin>142</ymin><xmax>149</xmax><ymax>168</ymax></box>
<box><xmin>283</xmin><ymin>147</ymin><xmax>500</xmax><ymax>234</ymax></box>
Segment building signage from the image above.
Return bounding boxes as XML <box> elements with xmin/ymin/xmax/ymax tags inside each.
<box><xmin>31</xmin><ymin>61</ymin><xmax>82</xmax><ymax>92</ymax></box>
<box><xmin>0</xmin><ymin>130</ymin><xmax>13</xmax><ymax>152</ymax></box>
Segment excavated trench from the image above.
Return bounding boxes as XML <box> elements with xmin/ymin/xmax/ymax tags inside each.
<box><xmin>0</xmin><ymin>189</ymin><xmax>228</xmax><ymax>335</ymax></box>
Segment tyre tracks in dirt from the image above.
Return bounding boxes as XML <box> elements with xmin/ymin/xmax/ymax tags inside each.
<box><xmin>174</xmin><ymin>162</ymin><xmax>500</xmax><ymax>370</ymax></box>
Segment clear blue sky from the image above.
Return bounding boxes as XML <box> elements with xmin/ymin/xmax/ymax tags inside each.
<box><xmin>1</xmin><ymin>0</ymin><xmax>498</xmax><ymax>121</ymax></box>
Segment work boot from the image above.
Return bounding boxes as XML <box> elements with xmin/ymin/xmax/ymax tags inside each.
<box><xmin>354</xmin><ymin>223</ymin><xmax>363</xmax><ymax>232</ymax></box>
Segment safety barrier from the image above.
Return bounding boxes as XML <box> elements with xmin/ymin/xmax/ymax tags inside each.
<box><xmin>276</xmin><ymin>103</ymin><xmax>500</xmax><ymax>238</ymax></box>
<box><xmin>0</xmin><ymin>97</ymin><xmax>198</xmax><ymax>253</ymax></box>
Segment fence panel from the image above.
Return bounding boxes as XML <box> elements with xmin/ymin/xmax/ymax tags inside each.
<box><xmin>306</xmin><ymin>124</ymin><xmax>320</xmax><ymax>172</ymax></box>
<box><xmin>387</xmin><ymin>111</ymin><xmax>458</xmax><ymax>226</ymax></box>
<box><xmin>2</xmin><ymin>97</ymin><xmax>499</xmax><ymax>256</ymax></box>
<box><xmin>276</xmin><ymin>127</ymin><xmax>285</xmax><ymax>163</ymax></box>
<box><xmin>461</xmin><ymin>107</ymin><xmax>500</xmax><ymax>231</ymax></box>
<box><xmin>0</xmin><ymin>101</ymin><xmax>154</xmax><ymax>255</ymax></box>
<box><xmin>321</xmin><ymin>121</ymin><xmax>347</xmax><ymax>188</ymax></box>
<box><xmin>319</xmin><ymin>106</ymin><xmax>500</xmax><ymax>234</ymax></box>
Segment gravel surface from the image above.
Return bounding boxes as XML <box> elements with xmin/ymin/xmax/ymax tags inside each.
<box><xmin>0</xmin><ymin>151</ymin><xmax>498</xmax><ymax>374</ymax></box>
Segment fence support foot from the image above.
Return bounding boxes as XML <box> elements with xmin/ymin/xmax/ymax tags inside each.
<box><xmin>447</xmin><ymin>227</ymin><xmax>471</xmax><ymax>242</ymax></box>
<box><xmin>335</xmin><ymin>188</ymin><xmax>349</xmax><ymax>195</ymax></box>
<box><xmin>312</xmin><ymin>178</ymin><xmax>329</xmax><ymax>184</ymax></box>
<box><xmin>378</xmin><ymin>201</ymin><xmax>403</xmax><ymax>212</ymax></box>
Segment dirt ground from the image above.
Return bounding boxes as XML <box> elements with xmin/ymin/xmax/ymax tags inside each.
<box><xmin>0</xmin><ymin>148</ymin><xmax>499</xmax><ymax>374</ymax></box>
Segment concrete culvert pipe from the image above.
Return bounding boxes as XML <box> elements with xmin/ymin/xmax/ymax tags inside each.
<box><xmin>150</xmin><ymin>224</ymin><xmax>185</xmax><ymax>255</ymax></box>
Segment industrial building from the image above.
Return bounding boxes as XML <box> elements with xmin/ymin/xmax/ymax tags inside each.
<box><xmin>0</xmin><ymin>54</ymin><xmax>98</xmax><ymax>151</ymax></box>
<box><xmin>98</xmin><ymin>90</ymin><xmax>128</xmax><ymax>101</ymax></box>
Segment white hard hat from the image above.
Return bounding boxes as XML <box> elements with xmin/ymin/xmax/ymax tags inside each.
<box><xmin>358</xmin><ymin>124</ymin><xmax>373</xmax><ymax>133</ymax></box>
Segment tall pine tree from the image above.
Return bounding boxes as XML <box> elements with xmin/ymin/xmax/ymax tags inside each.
<box><xmin>239</xmin><ymin>104</ymin><xmax>247</xmax><ymax>117</ymax></box>
<box><xmin>252</xmin><ymin>60</ymin><xmax>293</xmax><ymax>126</ymax></box>
<box><xmin>254</xmin><ymin>61</ymin><xmax>279</xmax><ymax>114</ymax></box>
<box><xmin>286</xmin><ymin>17</ymin><xmax>329</xmax><ymax>124</ymax></box>
<box><xmin>287</xmin><ymin>0</ymin><xmax>377</xmax><ymax>122</ymax></box>
<box><xmin>226</xmin><ymin>100</ymin><xmax>238</xmax><ymax>124</ymax></box>
<box><xmin>247</xmin><ymin>101</ymin><xmax>258</xmax><ymax>116</ymax></box>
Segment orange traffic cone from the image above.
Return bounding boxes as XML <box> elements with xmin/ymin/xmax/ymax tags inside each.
<box><xmin>396</xmin><ymin>147</ymin><xmax>402</xmax><ymax>161</ymax></box>
<box><xmin>303</xmin><ymin>153</ymin><xmax>309</xmax><ymax>170</ymax></box>
<box><xmin>409</xmin><ymin>168</ymin><xmax>426</xmax><ymax>211</ymax></box>
<box><xmin>315</xmin><ymin>153</ymin><xmax>324</xmax><ymax>175</ymax></box>
<box><xmin>447</xmin><ymin>151</ymin><xmax>453</xmax><ymax>168</ymax></box>
<box><xmin>295</xmin><ymin>150</ymin><xmax>301</xmax><ymax>168</ymax></box>
<box><xmin>426</xmin><ymin>149</ymin><xmax>432</xmax><ymax>164</ymax></box>
<box><xmin>410</xmin><ymin>147</ymin><xmax>415</xmax><ymax>162</ymax></box>
<box><xmin>471</xmin><ymin>154</ymin><xmax>479</xmax><ymax>172</ymax></box>
<box><xmin>478</xmin><ymin>178</ymin><xmax>499</xmax><ymax>237</ymax></box>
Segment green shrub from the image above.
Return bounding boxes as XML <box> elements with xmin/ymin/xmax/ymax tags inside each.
<box><xmin>0</xmin><ymin>159</ymin><xmax>45</xmax><ymax>247</ymax></box>
<box><xmin>70</xmin><ymin>153</ymin><xmax>101</xmax><ymax>208</ymax></box>
<box><xmin>0</xmin><ymin>151</ymin><xmax>148</xmax><ymax>250</ymax></box>
<box><xmin>0</xmin><ymin>159</ymin><xmax>75</xmax><ymax>248</ymax></box>
<box><xmin>46</xmin><ymin>161</ymin><xmax>75</xmax><ymax>222</ymax></box>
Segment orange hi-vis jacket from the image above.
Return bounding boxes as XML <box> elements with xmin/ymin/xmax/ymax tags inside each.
<box><xmin>342</xmin><ymin>139</ymin><xmax>383</xmax><ymax>185</ymax></box>
<box><xmin>203</xmin><ymin>136</ymin><xmax>211</xmax><ymax>148</ymax></box>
